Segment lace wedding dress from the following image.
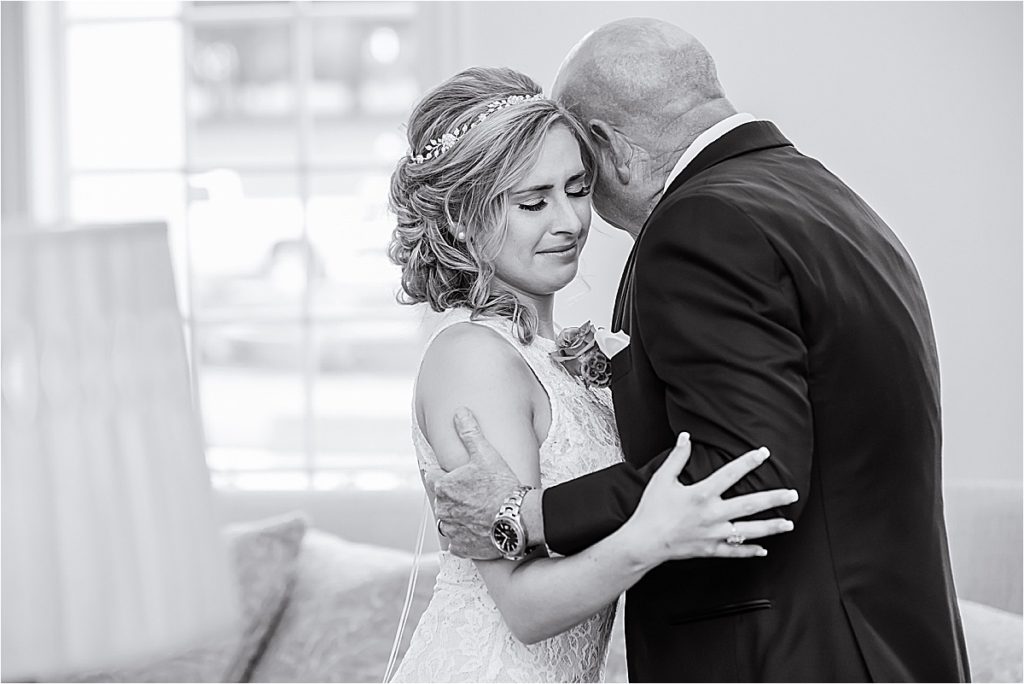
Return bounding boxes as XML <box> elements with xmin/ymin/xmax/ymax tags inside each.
<box><xmin>391</xmin><ymin>309</ymin><xmax>623</xmax><ymax>683</ymax></box>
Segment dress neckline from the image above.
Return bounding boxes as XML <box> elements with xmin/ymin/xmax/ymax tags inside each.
<box><xmin>453</xmin><ymin>309</ymin><xmax>560</xmax><ymax>349</ymax></box>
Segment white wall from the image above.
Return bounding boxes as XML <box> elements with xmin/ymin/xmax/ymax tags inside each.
<box><xmin>439</xmin><ymin>2</ymin><xmax>1022</xmax><ymax>482</ymax></box>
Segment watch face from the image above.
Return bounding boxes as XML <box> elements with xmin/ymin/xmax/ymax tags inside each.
<box><xmin>492</xmin><ymin>519</ymin><xmax>520</xmax><ymax>553</ymax></box>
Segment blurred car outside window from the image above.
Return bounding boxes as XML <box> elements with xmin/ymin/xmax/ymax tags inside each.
<box><xmin>61</xmin><ymin>1</ymin><xmax>431</xmax><ymax>491</ymax></box>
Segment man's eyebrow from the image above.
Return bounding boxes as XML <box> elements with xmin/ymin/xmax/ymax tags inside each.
<box><xmin>511</xmin><ymin>171</ymin><xmax>587</xmax><ymax>196</ymax></box>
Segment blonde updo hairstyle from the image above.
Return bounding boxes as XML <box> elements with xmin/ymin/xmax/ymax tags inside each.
<box><xmin>388</xmin><ymin>66</ymin><xmax>597</xmax><ymax>344</ymax></box>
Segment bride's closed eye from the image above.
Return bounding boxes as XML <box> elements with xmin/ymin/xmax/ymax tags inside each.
<box><xmin>518</xmin><ymin>199</ymin><xmax>547</xmax><ymax>212</ymax></box>
<box><xmin>517</xmin><ymin>184</ymin><xmax>592</xmax><ymax>212</ymax></box>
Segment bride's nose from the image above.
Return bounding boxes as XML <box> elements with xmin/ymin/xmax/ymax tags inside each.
<box><xmin>551</xmin><ymin>196</ymin><xmax>584</xmax><ymax>237</ymax></box>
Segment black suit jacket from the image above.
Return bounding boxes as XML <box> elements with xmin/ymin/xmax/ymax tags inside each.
<box><xmin>542</xmin><ymin>122</ymin><xmax>969</xmax><ymax>682</ymax></box>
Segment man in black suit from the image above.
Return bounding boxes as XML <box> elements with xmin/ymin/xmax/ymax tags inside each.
<box><xmin>425</xmin><ymin>18</ymin><xmax>968</xmax><ymax>682</ymax></box>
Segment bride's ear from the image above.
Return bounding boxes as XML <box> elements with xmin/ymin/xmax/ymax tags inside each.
<box><xmin>588</xmin><ymin>119</ymin><xmax>632</xmax><ymax>185</ymax></box>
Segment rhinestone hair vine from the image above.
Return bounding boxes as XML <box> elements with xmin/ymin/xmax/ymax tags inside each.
<box><xmin>409</xmin><ymin>93</ymin><xmax>545</xmax><ymax>165</ymax></box>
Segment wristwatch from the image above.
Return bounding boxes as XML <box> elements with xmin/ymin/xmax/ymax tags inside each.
<box><xmin>490</xmin><ymin>485</ymin><xmax>534</xmax><ymax>561</ymax></box>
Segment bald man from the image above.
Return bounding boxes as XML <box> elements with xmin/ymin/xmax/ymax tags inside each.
<box><xmin>427</xmin><ymin>18</ymin><xmax>969</xmax><ymax>683</ymax></box>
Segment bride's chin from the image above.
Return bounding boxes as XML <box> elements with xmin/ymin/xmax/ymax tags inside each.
<box><xmin>557</xmin><ymin>261</ymin><xmax>583</xmax><ymax>284</ymax></box>
<box><xmin>496</xmin><ymin>264</ymin><xmax>581</xmax><ymax>299</ymax></box>
<box><xmin>548</xmin><ymin>270</ymin><xmax>581</xmax><ymax>295</ymax></box>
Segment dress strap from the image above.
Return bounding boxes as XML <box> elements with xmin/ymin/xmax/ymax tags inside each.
<box><xmin>460</xmin><ymin>316</ymin><xmax>563</xmax><ymax>391</ymax></box>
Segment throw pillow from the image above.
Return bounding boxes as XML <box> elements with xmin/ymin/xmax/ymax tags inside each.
<box><xmin>249</xmin><ymin>530</ymin><xmax>438</xmax><ymax>683</ymax></box>
<box><xmin>69</xmin><ymin>512</ymin><xmax>307</xmax><ymax>683</ymax></box>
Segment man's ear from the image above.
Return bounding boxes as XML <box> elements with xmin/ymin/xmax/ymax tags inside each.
<box><xmin>588</xmin><ymin>119</ymin><xmax>632</xmax><ymax>185</ymax></box>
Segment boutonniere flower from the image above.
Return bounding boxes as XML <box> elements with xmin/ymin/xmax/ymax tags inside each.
<box><xmin>595</xmin><ymin>327</ymin><xmax>630</xmax><ymax>359</ymax></box>
<box><xmin>549</xmin><ymin>321</ymin><xmax>615</xmax><ymax>388</ymax></box>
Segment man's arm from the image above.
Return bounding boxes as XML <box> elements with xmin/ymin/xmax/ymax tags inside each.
<box><xmin>542</xmin><ymin>195</ymin><xmax>813</xmax><ymax>556</ymax></box>
<box><xmin>435</xmin><ymin>410</ymin><xmax>796</xmax><ymax>566</ymax></box>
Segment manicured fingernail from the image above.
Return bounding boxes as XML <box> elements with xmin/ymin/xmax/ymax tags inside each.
<box><xmin>677</xmin><ymin>432</ymin><xmax>690</xmax><ymax>445</ymax></box>
<box><xmin>755</xmin><ymin>447</ymin><xmax>770</xmax><ymax>462</ymax></box>
<box><xmin>756</xmin><ymin>548</ymin><xmax>768</xmax><ymax>557</ymax></box>
<box><xmin>782</xmin><ymin>520</ymin><xmax>794</xmax><ymax>531</ymax></box>
<box><xmin>787</xmin><ymin>490</ymin><xmax>799</xmax><ymax>502</ymax></box>
<box><xmin>454</xmin><ymin>407</ymin><xmax>471</xmax><ymax>425</ymax></box>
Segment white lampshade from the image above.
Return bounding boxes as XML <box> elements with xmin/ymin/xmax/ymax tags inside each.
<box><xmin>1</xmin><ymin>223</ymin><xmax>239</xmax><ymax>681</ymax></box>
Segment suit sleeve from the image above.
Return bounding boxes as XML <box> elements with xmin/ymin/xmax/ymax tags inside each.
<box><xmin>543</xmin><ymin>194</ymin><xmax>813</xmax><ymax>556</ymax></box>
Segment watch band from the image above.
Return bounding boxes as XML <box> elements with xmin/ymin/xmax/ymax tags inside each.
<box><xmin>496</xmin><ymin>485</ymin><xmax>533</xmax><ymax>521</ymax></box>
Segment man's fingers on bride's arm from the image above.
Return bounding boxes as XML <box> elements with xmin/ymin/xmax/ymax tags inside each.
<box><xmin>717</xmin><ymin>488</ymin><xmax>799</xmax><ymax>520</ymax></box>
<box><xmin>652</xmin><ymin>432</ymin><xmax>691</xmax><ymax>483</ymax></box>
<box><xmin>421</xmin><ymin>462</ymin><xmax>445</xmax><ymax>493</ymax></box>
<box><xmin>699</xmin><ymin>447</ymin><xmax>771</xmax><ymax>496</ymax></box>
<box><xmin>453</xmin><ymin>407</ymin><xmax>498</xmax><ymax>462</ymax></box>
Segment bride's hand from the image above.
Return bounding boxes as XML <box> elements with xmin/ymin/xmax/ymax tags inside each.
<box><xmin>622</xmin><ymin>433</ymin><xmax>798</xmax><ymax>567</ymax></box>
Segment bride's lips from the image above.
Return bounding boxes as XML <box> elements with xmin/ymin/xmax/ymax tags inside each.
<box><xmin>537</xmin><ymin>241</ymin><xmax>579</xmax><ymax>258</ymax></box>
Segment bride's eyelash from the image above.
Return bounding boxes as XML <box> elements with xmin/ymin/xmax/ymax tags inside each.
<box><xmin>518</xmin><ymin>185</ymin><xmax>592</xmax><ymax>212</ymax></box>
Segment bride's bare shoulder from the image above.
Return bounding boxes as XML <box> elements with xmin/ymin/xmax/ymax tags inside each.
<box><xmin>417</xmin><ymin>321</ymin><xmax>531</xmax><ymax>395</ymax></box>
<box><xmin>415</xmin><ymin>321</ymin><xmax>545</xmax><ymax>472</ymax></box>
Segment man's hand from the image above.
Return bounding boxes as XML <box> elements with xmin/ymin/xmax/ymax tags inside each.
<box><xmin>421</xmin><ymin>408</ymin><xmax>520</xmax><ymax>559</ymax></box>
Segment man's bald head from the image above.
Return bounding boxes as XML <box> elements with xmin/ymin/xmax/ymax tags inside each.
<box><xmin>552</xmin><ymin>18</ymin><xmax>725</xmax><ymax>133</ymax></box>
<box><xmin>551</xmin><ymin>19</ymin><xmax>734</xmax><ymax>235</ymax></box>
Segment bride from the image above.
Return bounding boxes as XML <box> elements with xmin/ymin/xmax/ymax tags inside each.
<box><xmin>386</xmin><ymin>66</ymin><xmax>796</xmax><ymax>683</ymax></box>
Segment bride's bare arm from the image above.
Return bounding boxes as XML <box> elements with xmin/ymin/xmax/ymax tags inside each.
<box><xmin>418</xmin><ymin>323</ymin><xmax>633</xmax><ymax>643</ymax></box>
<box><xmin>416</xmin><ymin>322</ymin><xmax>546</xmax><ymax>500</ymax></box>
<box><xmin>418</xmin><ymin>323</ymin><xmax>796</xmax><ymax>645</ymax></box>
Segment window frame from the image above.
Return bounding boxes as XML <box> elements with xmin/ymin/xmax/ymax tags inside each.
<box><xmin>46</xmin><ymin>0</ymin><xmax>461</xmax><ymax>490</ymax></box>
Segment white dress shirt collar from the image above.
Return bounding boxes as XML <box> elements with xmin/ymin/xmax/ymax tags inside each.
<box><xmin>662</xmin><ymin>113</ymin><xmax>758</xmax><ymax>195</ymax></box>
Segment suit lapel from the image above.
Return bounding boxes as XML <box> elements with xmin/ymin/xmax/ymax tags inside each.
<box><xmin>610</xmin><ymin>121</ymin><xmax>793</xmax><ymax>334</ymax></box>
<box><xmin>611</xmin><ymin>243</ymin><xmax>638</xmax><ymax>333</ymax></box>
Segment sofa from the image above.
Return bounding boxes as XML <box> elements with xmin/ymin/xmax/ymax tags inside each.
<box><xmin>73</xmin><ymin>479</ymin><xmax>1022</xmax><ymax>683</ymax></box>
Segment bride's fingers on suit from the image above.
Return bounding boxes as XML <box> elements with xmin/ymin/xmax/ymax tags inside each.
<box><xmin>712</xmin><ymin>542</ymin><xmax>769</xmax><ymax>558</ymax></box>
<box><xmin>716</xmin><ymin>488</ymin><xmax>800</xmax><ymax>520</ymax></box>
<box><xmin>653</xmin><ymin>432</ymin><xmax>691</xmax><ymax>483</ymax></box>
<box><xmin>728</xmin><ymin>518</ymin><xmax>795</xmax><ymax>541</ymax></box>
<box><xmin>699</xmin><ymin>447</ymin><xmax>771</xmax><ymax>496</ymax></box>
